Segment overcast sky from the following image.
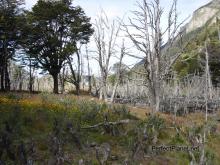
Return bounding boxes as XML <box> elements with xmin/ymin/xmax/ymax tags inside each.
<box><xmin>25</xmin><ymin>0</ymin><xmax>212</xmax><ymax>75</ymax></box>
<box><xmin>25</xmin><ymin>0</ymin><xmax>211</xmax><ymax>20</ymax></box>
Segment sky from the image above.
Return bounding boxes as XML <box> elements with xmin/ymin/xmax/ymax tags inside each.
<box><xmin>24</xmin><ymin>0</ymin><xmax>212</xmax><ymax>75</ymax></box>
<box><xmin>25</xmin><ymin>0</ymin><xmax>211</xmax><ymax>20</ymax></box>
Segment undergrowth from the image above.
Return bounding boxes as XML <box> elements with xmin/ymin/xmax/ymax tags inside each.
<box><xmin>0</xmin><ymin>93</ymin><xmax>219</xmax><ymax>164</ymax></box>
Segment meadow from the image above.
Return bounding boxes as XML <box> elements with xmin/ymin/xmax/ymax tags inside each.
<box><xmin>0</xmin><ymin>93</ymin><xmax>220</xmax><ymax>164</ymax></box>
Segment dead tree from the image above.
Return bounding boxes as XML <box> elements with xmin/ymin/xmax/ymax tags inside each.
<box><xmin>122</xmin><ymin>0</ymin><xmax>186</xmax><ymax>112</ymax></box>
<box><xmin>28</xmin><ymin>59</ymin><xmax>34</xmax><ymax>93</ymax></box>
<box><xmin>85</xmin><ymin>45</ymin><xmax>92</xmax><ymax>94</ymax></box>
<box><xmin>59</xmin><ymin>65</ymin><xmax>68</xmax><ymax>94</ymax></box>
<box><xmin>81</xmin><ymin>119</ymin><xmax>130</xmax><ymax>136</ymax></box>
<box><xmin>66</xmin><ymin>45</ymin><xmax>82</xmax><ymax>95</ymax></box>
<box><xmin>110</xmin><ymin>40</ymin><xmax>126</xmax><ymax>102</ymax></box>
<box><xmin>205</xmin><ymin>40</ymin><xmax>213</xmax><ymax>114</ymax></box>
<box><xmin>200</xmin><ymin>39</ymin><xmax>213</xmax><ymax>164</ymax></box>
<box><xmin>93</xmin><ymin>10</ymin><xmax>121</xmax><ymax>101</ymax></box>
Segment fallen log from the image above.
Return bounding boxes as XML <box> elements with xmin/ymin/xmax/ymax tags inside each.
<box><xmin>81</xmin><ymin>119</ymin><xmax>131</xmax><ymax>130</ymax></box>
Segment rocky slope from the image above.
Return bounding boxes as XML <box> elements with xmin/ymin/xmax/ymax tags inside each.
<box><xmin>186</xmin><ymin>0</ymin><xmax>220</xmax><ymax>33</ymax></box>
<box><xmin>134</xmin><ymin>0</ymin><xmax>220</xmax><ymax>68</ymax></box>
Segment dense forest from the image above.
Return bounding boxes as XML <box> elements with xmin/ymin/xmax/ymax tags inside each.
<box><xmin>1</xmin><ymin>0</ymin><xmax>220</xmax><ymax>164</ymax></box>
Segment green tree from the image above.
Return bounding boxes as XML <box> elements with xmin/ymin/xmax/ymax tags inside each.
<box><xmin>25</xmin><ymin>0</ymin><xmax>93</xmax><ymax>93</ymax></box>
<box><xmin>0</xmin><ymin>0</ymin><xmax>24</xmax><ymax>91</ymax></box>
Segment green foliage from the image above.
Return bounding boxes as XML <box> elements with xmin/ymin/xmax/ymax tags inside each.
<box><xmin>139</xmin><ymin>115</ymin><xmax>165</xmax><ymax>131</ymax></box>
<box><xmin>173</xmin><ymin>21</ymin><xmax>220</xmax><ymax>83</ymax></box>
<box><xmin>1</xmin><ymin>94</ymin><xmax>220</xmax><ymax>163</ymax></box>
<box><xmin>0</xmin><ymin>94</ymin><xmax>136</xmax><ymax>163</ymax></box>
<box><xmin>124</xmin><ymin>115</ymin><xmax>165</xmax><ymax>157</ymax></box>
<box><xmin>25</xmin><ymin>0</ymin><xmax>93</xmax><ymax>71</ymax></box>
<box><xmin>174</xmin><ymin>52</ymin><xmax>202</xmax><ymax>78</ymax></box>
<box><xmin>0</xmin><ymin>0</ymin><xmax>25</xmax><ymax>54</ymax></box>
<box><xmin>170</xmin><ymin>133</ymin><xmax>186</xmax><ymax>144</ymax></box>
<box><xmin>109</xmin><ymin>62</ymin><xmax>130</xmax><ymax>85</ymax></box>
<box><xmin>77</xmin><ymin>100</ymin><xmax>103</xmax><ymax>125</ymax></box>
<box><xmin>6</xmin><ymin>93</ymin><xmax>21</xmax><ymax>100</ymax></box>
<box><xmin>108</xmin><ymin>74</ymin><xmax>116</xmax><ymax>86</ymax></box>
<box><xmin>109</xmin><ymin>104</ymin><xmax>135</xmax><ymax>119</ymax></box>
<box><xmin>22</xmin><ymin>0</ymin><xmax>93</xmax><ymax>93</ymax></box>
<box><xmin>0</xmin><ymin>0</ymin><xmax>25</xmax><ymax>91</ymax></box>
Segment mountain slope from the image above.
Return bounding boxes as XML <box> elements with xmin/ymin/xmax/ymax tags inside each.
<box><xmin>133</xmin><ymin>0</ymin><xmax>220</xmax><ymax>84</ymax></box>
<box><xmin>185</xmin><ymin>0</ymin><xmax>220</xmax><ymax>33</ymax></box>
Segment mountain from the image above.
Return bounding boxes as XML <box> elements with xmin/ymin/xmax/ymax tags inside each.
<box><xmin>172</xmin><ymin>0</ymin><xmax>220</xmax><ymax>85</ymax></box>
<box><xmin>133</xmin><ymin>0</ymin><xmax>220</xmax><ymax>80</ymax></box>
<box><xmin>185</xmin><ymin>0</ymin><xmax>220</xmax><ymax>33</ymax></box>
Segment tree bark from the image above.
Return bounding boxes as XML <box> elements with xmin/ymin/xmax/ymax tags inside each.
<box><xmin>59</xmin><ymin>67</ymin><xmax>66</xmax><ymax>94</ymax></box>
<box><xmin>88</xmin><ymin>76</ymin><xmax>92</xmax><ymax>94</ymax></box>
<box><xmin>29</xmin><ymin>58</ymin><xmax>34</xmax><ymax>93</ymax></box>
<box><xmin>100</xmin><ymin>74</ymin><xmax>108</xmax><ymax>101</ymax></box>
<box><xmin>0</xmin><ymin>66</ymin><xmax>5</xmax><ymax>91</ymax></box>
<box><xmin>76</xmin><ymin>50</ymin><xmax>81</xmax><ymax>95</ymax></box>
<box><xmin>110</xmin><ymin>40</ymin><xmax>125</xmax><ymax>103</ymax></box>
<box><xmin>86</xmin><ymin>46</ymin><xmax>92</xmax><ymax>94</ymax></box>
<box><xmin>29</xmin><ymin>59</ymin><xmax>33</xmax><ymax>93</ymax></box>
<box><xmin>67</xmin><ymin>56</ymin><xmax>81</xmax><ymax>96</ymax></box>
<box><xmin>94</xmin><ymin>11</ymin><xmax>121</xmax><ymax>102</ymax></box>
<box><xmin>122</xmin><ymin>0</ymin><xmax>184</xmax><ymax>113</ymax></box>
<box><xmin>75</xmin><ymin>82</ymin><xmax>80</xmax><ymax>95</ymax></box>
<box><xmin>4</xmin><ymin>61</ymin><xmax>10</xmax><ymax>91</ymax></box>
<box><xmin>52</xmin><ymin>73</ymin><xmax>59</xmax><ymax>94</ymax></box>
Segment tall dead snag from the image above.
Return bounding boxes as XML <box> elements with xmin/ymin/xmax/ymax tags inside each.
<box><xmin>205</xmin><ymin>40</ymin><xmax>213</xmax><ymax>120</ymax></box>
<box><xmin>66</xmin><ymin>44</ymin><xmax>82</xmax><ymax>95</ymax></box>
<box><xmin>85</xmin><ymin>45</ymin><xmax>92</xmax><ymax>94</ymax></box>
<box><xmin>110</xmin><ymin>40</ymin><xmax>126</xmax><ymax>103</ymax></box>
<box><xmin>123</xmin><ymin>0</ymin><xmax>183</xmax><ymax>112</ymax></box>
<box><xmin>93</xmin><ymin>10</ymin><xmax>121</xmax><ymax>101</ymax></box>
<box><xmin>199</xmin><ymin>39</ymin><xmax>213</xmax><ymax>164</ymax></box>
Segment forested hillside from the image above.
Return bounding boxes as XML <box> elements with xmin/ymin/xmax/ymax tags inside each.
<box><xmin>174</xmin><ymin>20</ymin><xmax>220</xmax><ymax>85</ymax></box>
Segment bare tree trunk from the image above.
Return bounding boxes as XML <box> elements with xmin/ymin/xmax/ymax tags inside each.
<box><xmin>29</xmin><ymin>58</ymin><xmax>34</xmax><ymax>93</ymax></box>
<box><xmin>0</xmin><ymin>67</ymin><xmax>4</xmax><ymax>91</ymax></box>
<box><xmin>204</xmin><ymin>40</ymin><xmax>213</xmax><ymax>120</ymax></box>
<box><xmin>86</xmin><ymin>45</ymin><xmax>92</xmax><ymax>94</ymax></box>
<box><xmin>122</xmin><ymin>0</ymin><xmax>184</xmax><ymax>113</ymax></box>
<box><xmin>99</xmin><ymin>88</ymin><xmax>103</xmax><ymax>100</ymax></box>
<box><xmin>36</xmin><ymin>78</ymin><xmax>40</xmax><ymax>92</ymax></box>
<box><xmin>4</xmin><ymin>60</ymin><xmax>10</xmax><ymax>91</ymax></box>
<box><xmin>100</xmin><ymin>76</ymin><xmax>108</xmax><ymax>101</ymax></box>
<box><xmin>59</xmin><ymin>66</ymin><xmax>66</xmax><ymax>94</ymax></box>
<box><xmin>18</xmin><ymin>69</ymin><xmax>23</xmax><ymax>91</ymax></box>
<box><xmin>19</xmin><ymin>81</ymin><xmax>23</xmax><ymax>91</ymax></box>
<box><xmin>80</xmin><ymin>48</ymin><xmax>85</xmax><ymax>91</ymax></box>
<box><xmin>29</xmin><ymin>62</ymin><xmax>33</xmax><ymax>93</ymax></box>
<box><xmin>218</xmin><ymin>23</ymin><xmax>220</xmax><ymax>41</ymax></box>
<box><xmin>52</xmin><ymin>73</ymin><xmax>59</xmax><ymax>94</ymax></box>
<box><xmin>1</xmin><ymin>41</ymin><xmax>6</xmax><ymax>91</ymax></box>
<box><xmin>110</xmin><ymin>40</ymin><xmax>125</xmax><ymax>102</ymax></box>
<box><xmin>76</xmin><ymin>50</ymin><xmax>81</xmax><ymax>95</ymax></box>
<box><xmin>67</xmin><ymin>52</ymin><xmax>81</xmax><ymax>96</ymax></box>
<box><xmin>200</xmin><ymin>40</ymin><xmax>212</xmax><ymax>165</ymax></box>
<box><xmin>94</xmin><ymin>11</ymin><xmax>121</xmax><ymax>102</ymax></box>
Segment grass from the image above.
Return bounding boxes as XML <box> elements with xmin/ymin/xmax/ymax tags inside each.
<box><xmin>0</xmin><ymin>92</ymin><xmax>220</xmax><ymax>164</ymax></box>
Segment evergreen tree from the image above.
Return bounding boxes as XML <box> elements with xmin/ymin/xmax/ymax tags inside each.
<box><xmin>24</xmin><ymin>0</ymin><xmax>93</xmax><ymax>93</ymax></box>
<box><xmin>0</xmin><ymin>0</ymin><xmax>25</xmax><ymax>91</ymax></box>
